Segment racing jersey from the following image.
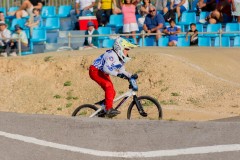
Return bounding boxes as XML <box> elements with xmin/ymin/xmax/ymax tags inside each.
<box><xmin>92</xmin><ymin>50</ymin><xmax>131</xmax><ymax>78</ymax></box>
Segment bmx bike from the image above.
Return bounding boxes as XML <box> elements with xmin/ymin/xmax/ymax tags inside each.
<box><xmin>72</xmin><ymin>78</ymin><xmax>163</xmax><ymax>120</ymax></box>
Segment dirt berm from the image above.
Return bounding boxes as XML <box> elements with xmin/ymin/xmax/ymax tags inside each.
<box><xmin>0</xmin><ymin>47</ymin><xmax>239</xmax><ymax>121</ymax></box>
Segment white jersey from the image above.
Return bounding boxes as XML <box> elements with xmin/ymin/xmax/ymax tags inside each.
<box><xmin>75</xmin><ymin>0</ymin><xmax>95</xmax><ymax>12</ymax></box>
<box><xmin>93</xmin><ymin>50</ymin><xmax>132</xmax><ymax>78</ymax></box>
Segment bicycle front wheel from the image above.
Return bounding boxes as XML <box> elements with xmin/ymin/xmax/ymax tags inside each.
<box><xmin>127</xmin><ymin>96</ymin><xmax>162</xmax><ymax>120</ymax></box>
<box><xmin>72</xmin><ymin>104</ymin><xmax>98</xmax><ymax>117</ymax></box>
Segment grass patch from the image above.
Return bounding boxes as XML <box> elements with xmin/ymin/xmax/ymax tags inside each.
<box><xmin>187</xmin><ymin>97</ymin><xmax>199</xmax><ymax>105</ymax></box>
<box><xmin>118</xmin><ymin>91</ymin><xmax>124</xmax><ymax>94</ymax></box>
<box><xmin>57</xmin><ymin>107</ymin><xmax>62</xmax><ymax>111</ymax></box>
<box><xmin>142</xmin><ymin>100</ymin><xmax>154</xmax><ymax>107</ymax></box>
<box><xmin>167</xmin><ymin>118</ymin><xmax>177</xmax><ymax>121</ymax></box>
<box><xmin>79</xmin><ymin>111</ymin><xmax>87</xmax><ymax>115</ymax></box>
<box><xmin>160</xmin><ymin>99</ymin><xmax>178</xmax><ymax>105</ymax></box>
<box><xmin>42</xmin><ymin>107</ymin><xmax>47</xmax><ymax>110</ymax></box>
<box><xmin>171</xmin><ymin>92</ymin><xmax>180</xmax><ymax>96</ymax></box>
<box><xmin>161</xmin><ymin>87</ymin><xmax>169</xmax><ymax>92</ymax></box>
<box><xmin>66</xmin><ymin>103</ymin><xmax>72</xmax><ymax>108</ymax></box>
<box><xmin>53</xmin><ymin>94</ymin><xmax>61</xmax><ymax>99</ymax></box>
<box><xmin>44</xmin><ymin>56</ymin><xmax>53</xmax><ymax>62</ymax></box>
<box><xmin>135</xmin><ymin>69</ymin><xmax>144</xmax><ymax>74</ymax></box>
<box><xmin>64</xmin><ymin>81</ymin><xmax>72</xmax><ymax>86</ymax></box>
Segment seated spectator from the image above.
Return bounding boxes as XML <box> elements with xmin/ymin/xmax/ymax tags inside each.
<box><xmin>232</xmin><ymin>0</ymin><xmax>240</xmax><ymax>22</ymax></box>
<box><xmin>138</xmin><ymin>0</ymin><xmax>153</xmax><ymax>27</ymax></box>
<box><xmin>206</xmin><ymin>0</ymin><xmax>233</xmax><ymax>24</ymax></box>
<box><xmin>0</xmin><ymin>12</ymin><xmax>11</xmax><ymax>29</ymax></box>
<box><xmin>96</xmin><ymin>0</ymin><xmax>120</xmax><ymax>26</ymax></box>
<box><xmin>166</xmin><ymin>0</ymin><xmax>189</xmax><ymax>20</ymax></box>
<box><xmin>143</xmin><ymin>6</ymin><xmax>165</xmax><ymax>43</ymax></box>
<box><xmin>155</xmin><ymin>0</ymin><xmax>168</xmax><ymax>14</ymax></box>
<box><xmin>81</xmin><ymin>21</ymin><xmax>99</xmax><ymax>50</ymax></box>
<box><xmin>185</xmin><ymin>23</ymin><xmax>198</xmax><ymax>46</ymax></box>
<box><xmin>121</xmin><ymin>0</ymin><xmax>139</xmax><ymax>44</ymax></box>
<box><xmin>10</xmin><ymin>25</ymin><xmax>30</xmax><ymax>56</ymax></box>
<box><xmin>25</xmin><ymin>8</ymin><xmax>42</xmax><ymax>28</ymax></box>
<box><xmin>197</xmin><ymin>0</ymin><xmax>217</xmax><ymax>12</ymax></box>
<box><xmin>164</xmin><ymin>19</ymin><xmax>181</xmax><ymax>46</ymax></box>
<box><xmin>0</xmin><ymin>21</ymin><xmax>11</xmax><ymax>57</ymax></box>
<box><xmin>15</xmin><ymin>0</ymin><xmax>43</xmax><ymax>19</ymax></box>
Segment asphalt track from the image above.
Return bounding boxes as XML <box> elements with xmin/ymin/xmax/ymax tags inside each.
<box><xmin>1</xmin><ymin>112</ymin><xmax>240</xmax><ymax>160</ymax></box>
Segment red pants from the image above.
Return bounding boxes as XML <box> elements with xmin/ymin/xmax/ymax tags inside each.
<box><xmin>89</xmin><ymin>65</ymin><xmax>116</xmax><ymax>110</ymax></box>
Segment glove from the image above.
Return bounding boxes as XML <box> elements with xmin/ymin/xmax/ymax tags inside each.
<box><xmin>131</xmin><ymin>74</ymin><xmax>138</xmax><ymax>79</ymax></box>
<box><xmin>117</xmin><ymin>73</ymin><xmax>129</xmax><ymax>80</ymax></box>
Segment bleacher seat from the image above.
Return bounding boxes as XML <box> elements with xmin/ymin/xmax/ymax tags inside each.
<box><xmin>223</xmin><ymin>23</ymin><xmax>239</xmax><ymax>37</ymax></box>
<box><xmin>102</xmin><ymin>39</ymin><xmax>114</xmax><ymax>48</ymax></box>
<box><xmin>158</xmin><ymin>37</ymin><xmax>169</xmax><ymax>47</ymax></box>
<box><xmin>10</xmin><ymin>18</ymin><xmax>27</xmax><ymax>31</ymax></box>
<box><xmin>198</xmin><ymin>11</ymin><xmax>210</xmax><ymax>24</ymax></box>
<box><xmin>233</xmin><ymin>36</ymin><xmax>240</xmax><ymax>47</ymax></box>
<box><xmin>31</xmin><ymin>29</ymin><xmax>47</xmax><ymax>42</ymax></box>
<box><xmin>178</xmin><ymin>12</ymin><xmax>196</xmax><ymax>25</ymax></box>
<box><xmin>106</xmin><ymin>14</ymin><xmax>123</xmax><ymax>33</ymax></box>
<box><xmin>205</xmin><ymin>23</ymin><xmax>222</xmax><ymax>37</ymax></box>
<box><xmin>198</xmin><ymin>36</ymin><xmax>211</xmax><ymax>46</ymax></box>
<box><xmin>8</xmin><ymin>6</ymin><xmax>19</xmax><ymax>12</ymax></box>
<box><xmin>41</xmin><ymin>6</ymin><xmax>56</xmax><ymax>18</ymax></box>
<box><xmin>214</xmin><ymin>36</ymin><xmax>230</xmax><ymax>47</ymax></box>
<box><xmin>21</xmin><ymin>30</ymin><xmax>33</xmax><ymax>55</ymax></box>
<box><xmin>97</xmin><ymin>27</ymin><xmax>112</xmax><ymax>40</ymax></box>
<box><xmin>139</xmin><ymin>37</ymin><xmax>155</xmax><ymax>46</ymax></box>
<box><xmin>0</xmin><ymin>7</ymin><xmax>6</xmax><ymax>16</ymax></box>
<box><xmin>58</xmin><ymin>5</ymin><xmax>72</xmax><ymax>18</ymax></box>
<box><xmin>44</xmin><ymin>17</ymin><xmax>60</xmax><ymax>30</ymax></box>
<box><xmin>177</xmin><ymin>37</ymin><xmax>190</xmax><ymax>47</ymax></box>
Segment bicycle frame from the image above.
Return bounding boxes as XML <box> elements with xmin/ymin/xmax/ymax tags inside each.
<box><xmin>89</xmin><ymin>89</ymin><xmax>136</xmax><ymax>118</ymax></box>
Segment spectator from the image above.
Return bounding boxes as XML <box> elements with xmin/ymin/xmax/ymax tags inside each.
<box><xmin>143</xmin><ymin>6</ymin><xmax>165</xmax><ymax>42</ymax></box>
<box><xmin>25</xmin><ymin>8</ymin><xmax>43</xmax><ymax>36</ymax></box>
<box><xmin>81</xmin><ymin>21</ymin><xmax>99</xmax><ymax>50</ymax></box>
<box><xmin>232</xmin><ymin>0</ymin><xmax>240</xmax><ymax>22</ymax></box>
<box><xmin>0</xmin><ymin>21</ymin><xmax>11</xmax><ymax>57</ymax></box>
<box><xmin>166</xmin><ymin>0</ymin><xmax>189</xmax><ymax>20</ymax></box>
<box><xmin>96</xmin><ymin>0</ymin><xmax>119</xmax><ymax>26</ymax></box>
<box><xmin>206</xmin><ymin>0</ymin><xmax>233</xmax><ymax>24</ymax></box>
<box><xmin>164</xmin><ymin>19</ymin><xmax>181</xmax><ymax>46</ymax></box>
<box><xmin>155</xmin><ymin>0</ymin><xmax>168</xmax><ymax>14</ymax></box>
<box><xmin>15</xmin><ymin>0</ymin><xmax>43</xmax><ymax>19</ymax></box>
<box><xmin>121</xmin><ymin>0</ymin><xmax>140</xmax><ymax>44</ymax></box>
<box><xmin>197</xmin><ymin>0</ymin><xmax>217</xmax><ymax>12</ymax></box>
<box><xmin>138</xmin><ymin>0</ymin><xmax>153</xmax><ymax>27</ymax></box>
<box><xmin>0</xmin><ymin>12</ymin><xmax>11</xmax><ymax>29</ymax></box>
<box><xmin>10</xmin><ymin>25</ymin><xmax>30</xmax><ymax>56</ymax></box>
<box><xmin>185</xmin><ymin>23</ymin><xmax>198</xmax><ymax>46</ymax></box>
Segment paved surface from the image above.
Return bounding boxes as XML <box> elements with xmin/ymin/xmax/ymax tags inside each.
<box><xmin>1</xmin><ymin>112</ymin><xmax>240</xmax><ymax>160</ymax></box>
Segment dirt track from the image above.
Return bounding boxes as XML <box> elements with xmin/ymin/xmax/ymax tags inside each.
<box><xmin>0</xmin><ymin>47</ymin><xmax>239</xmax><ymax>121</ymax></box>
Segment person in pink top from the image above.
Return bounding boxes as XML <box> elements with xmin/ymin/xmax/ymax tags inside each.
<box><xmin>121</xmin><ymin>0</ymin><xmax>140</xmax><ymax>44</ymax></box>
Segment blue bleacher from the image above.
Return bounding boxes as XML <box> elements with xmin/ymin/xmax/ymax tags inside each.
<box><xmin>214</xmin><ymin>36</ymin><xmax>230</xmax><ymax>47</ymax></box>
<box><xmin>41</xmin><ymin>6</ymin><xmax>56</xmax><ymax>18</ymax></box>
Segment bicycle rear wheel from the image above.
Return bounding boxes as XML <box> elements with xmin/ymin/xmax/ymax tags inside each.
<box><xmin>127</xmin><ymin>96</ymin><xmax>162</xmax><ymax>120</ymax></box>
<box><xmin>72</xmin><ymin>104</ymin><xmax>98</xmax><ymax>117</ymax></box>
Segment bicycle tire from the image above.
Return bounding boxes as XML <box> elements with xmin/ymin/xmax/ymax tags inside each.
<box><xmin>127</xmin><ymin>96</ymin><xmax>163</xmax><ymax>120</ymax></box>
<box><xmin>72</xmin><ymin>104</ymin><xmax>98</xmax><ymax>117</ymax></box>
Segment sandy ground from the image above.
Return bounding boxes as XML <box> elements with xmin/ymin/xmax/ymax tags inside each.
<box><xmin>0</xmin><ymin>47</ymin><xmax>239</xmax><ymax>121</ymax></box>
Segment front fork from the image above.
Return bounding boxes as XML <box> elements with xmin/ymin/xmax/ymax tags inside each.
<box><xmin>133</xmin><ymin>95</ymin><xmax>148</xmax><ymax>117</ymax></box>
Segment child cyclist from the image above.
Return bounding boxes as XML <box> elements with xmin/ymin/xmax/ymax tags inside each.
<box><xmin>89</xmin><ymin>37</ymin><xmax>138</xmax><ymax>117</ymax></box>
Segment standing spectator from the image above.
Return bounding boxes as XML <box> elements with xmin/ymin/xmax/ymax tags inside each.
<box><xmin>185</xmin><ymin>23</ymin><xmax>198</xmax><ymax>46</ymax></box>
<box><xmin>96</xmin><ymin>0</ymin><xmax>119</xmax><ymax>26</ymax></box>
<box><xmin>206</xmin><ymin>0</ymin><xmax>233</xmax><ymax>24</ymax></box>
<box><xmin>164</xmin><ymin>19</ymin><xmax>181</xmax><ymax>46</ymax></box>
<box><xmin>138</xmin><ymin>0</ymin><xmax>153</xmax><ymax>27</ymax></box>
<box><xmin>232</xmin><ymin>0</ymin><xmax>240</xmax><ymax>22</ymax></box>
<box><xmin>166</xmin><ymin>0</ymin><xmax>189</xmax><ymax>20</ymax></box>
<box><xmin>0</xmin><ymin>21</ymin><xmax>11</xmax><ymax>57</ymax></box>
<box><xmin>0</xmin><ymin>12</ymin><xmax>11</xmax><ymax>29</ymax></box>
<box><xmin>121</xmin><ymin>0</ymin><xmax>139</xmax><ymax>44</ymax></box>
<box><xmin>10</xmin><ymin>25</ymin><xmax>29</xmax><ymax>56</ymax></box>
<box><xmin>70</xmin><ymin>0</ymin><xmax>96</xmax><ymax>30</ymax></box>
<box><xmin>155</xmin><ymin>0</ymin><xmax>168</xmax><ymax>14</ymax></box>
<box><xmin>15</xmin><ymin>0</ymin><xmax>43</xmax><ymax>19</ymax></box>
<box><xmin>143</xmin><ymin>6</ymin><xmax>165</xmax><ymax>42</ymax></box>
<box><xmin>81</xmin><ymin>21</ymin><xmax>99</xmax><ymax>50</ymax></box>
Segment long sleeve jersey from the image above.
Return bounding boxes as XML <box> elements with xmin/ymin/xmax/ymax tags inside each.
<box><xmin>92</xmin><ymin>49</ymin><xmax>132</xmax><ymax>78</ymax></box>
